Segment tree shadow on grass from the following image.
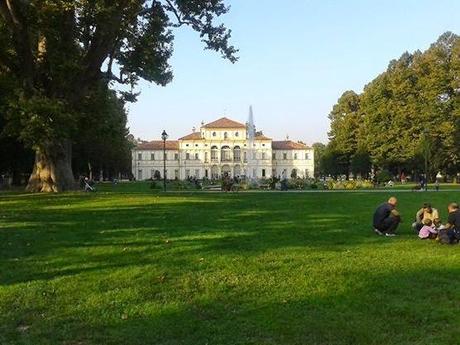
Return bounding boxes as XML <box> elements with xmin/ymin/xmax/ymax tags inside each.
<box><xmin>0</xmin><ymin>193</ymin><xmax>409</xmax><ymax>286</ymax></box>
<box><xmin>2</xmin><ymin>267</ymin><xmax>460</xmax><ymax>345</ymax></box>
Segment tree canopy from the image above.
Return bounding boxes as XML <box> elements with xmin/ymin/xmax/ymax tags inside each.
<box><xmin>0</xmin><ymin>0</ymin><xmax>237</xmax><ymax>191</ymax></box>
<box><xmin>325</xmin><ymin>32</ymin><xmax>460</xmax><ymax>180</ymax></box>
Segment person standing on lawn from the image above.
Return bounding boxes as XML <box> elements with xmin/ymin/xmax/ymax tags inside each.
<box><xmin>412</xmin><ymin>203</ymin><xmax>440</xmax><ymax>233</ymax></box>
<box><xmin>373</xmin><ymin>197</ymin><xmax>401</xmax><ymax>237</ymax></box>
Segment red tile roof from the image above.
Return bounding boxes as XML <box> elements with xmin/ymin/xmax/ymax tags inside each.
<box><xmin>202</xmin><ymin>117</ymin><xmax>246</xmax><ymax>129</ymax></box>
<box><xmin>136</xmin><ymin>140</ymin><xmax>179</xmax><ymax>150</ymax></box>
<box><xmin>255</xmin><ymin>133</ymin><xmax>272</xmax><ymax>140</ymax></box>
<box><xmin>178</xmin><ymin>132</ymin><xmax>203</xmax><ymax>140</ymax></box>
<box><xmin>272</xmin><ymin>140</ymin><xmax>310</xmax><ymax>150</ymax></box>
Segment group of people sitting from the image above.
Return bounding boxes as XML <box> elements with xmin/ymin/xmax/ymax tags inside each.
<box><xmin>372</xmin><ymin>197</ymin><xmax>460</xmax><ymax>244</ymax></box>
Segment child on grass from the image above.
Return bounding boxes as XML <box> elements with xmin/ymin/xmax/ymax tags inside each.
<box><xmin>418</xmin><ymin>219</ymin><xmax>438</xmax><ymax>239</ymax></box>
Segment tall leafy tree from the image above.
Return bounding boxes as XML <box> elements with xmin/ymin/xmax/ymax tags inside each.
<box><xmin>327</xmin><ymin>32</ymin><xmax>460</xmax><ymax>179</ymax></box>
<box><xmin>312</xmin><ymin>142</ymin><xmax>326</xmax><ymax>177</ymax></box>
<box><xmin>328</xmin><ymin>90</ymin><xmax>361</xmax><ymax>177</ymax></box>
<box><xmin>0</xmin><ymin>0</ymin><xmax>237</xmax><ymax>192</ymax></box>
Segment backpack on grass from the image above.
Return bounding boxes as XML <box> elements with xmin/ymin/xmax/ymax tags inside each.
<box><xmin>437</xmin><ymin>229</ymin><xmax>451</xmax><ymax>244</ymax></box>
<box><xmin>438</xmin><ymin>229</ymin><xmax>460</xmax><ymax>244</ymax></box>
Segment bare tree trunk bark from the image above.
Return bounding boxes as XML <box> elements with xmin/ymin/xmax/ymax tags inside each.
<box><xmin>26</xmin><ymin>139</ymin><xmax>76</xmax><ymax>192</ymax></box>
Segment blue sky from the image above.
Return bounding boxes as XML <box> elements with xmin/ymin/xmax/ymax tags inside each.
<box><xmin>127</xmin><ymin>0</ymin><xmax>460</xmax><ymax>144</ymax></box>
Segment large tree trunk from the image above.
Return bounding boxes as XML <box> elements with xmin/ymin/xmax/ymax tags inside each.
<box><xmin>26</xmin><ymin>140</ymin><xmax>76</xmax><ymax>192</ymax></box>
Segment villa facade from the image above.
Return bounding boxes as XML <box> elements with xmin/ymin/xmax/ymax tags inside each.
<box><xmin>132</xmin><ymin>117</ymin><xmax>314</xmax><ymax>180</ymax></box>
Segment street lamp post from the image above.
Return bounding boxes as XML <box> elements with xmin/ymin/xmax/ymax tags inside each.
<box><xmin>161</xmin><ymin>130</ymin><xmax>168</xmax><ymax>192</ymax></box>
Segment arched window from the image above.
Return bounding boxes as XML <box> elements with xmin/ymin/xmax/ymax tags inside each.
<box><xmin>211</xmin><ymin>146</ymin><xmax>218</xmax><ymax>162</ymax></box>
<box><xmin>221</xmin><ymin>146</ymin><xmax>231</xmax><ymax>162</ymax></box>
<box><xmin>234</xmin><ymin>165</ymin><xmax>241</xmax><ymax>176</ymax></box>
<box><xmin>233</xmin><ymin>146</ymin><xmax>241</xmax><ymax>162</ymax></box>
<box><xmin>222</xmin><ymin>165</ymin><xmax>231</xmax><ymax>177</ymax></box>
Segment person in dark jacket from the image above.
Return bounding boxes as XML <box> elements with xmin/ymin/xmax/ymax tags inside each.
<box><xmin>444</xmin><ymin>202</ymin><xmax>460</xmax><ymax>244</ymax></box>
<box><xmin>373</xmin><ymin>197</ymin><xmax>400</xmax><ymax>237</ymax></box>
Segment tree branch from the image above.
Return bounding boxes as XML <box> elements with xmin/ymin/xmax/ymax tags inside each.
<box><xmin>164</xmin><ymin>0</ymin><xmax>194</xmax><ymax>27</ymax></box>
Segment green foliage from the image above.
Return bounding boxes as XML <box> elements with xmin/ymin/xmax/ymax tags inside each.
<box><xmin>326</xmin><ymin>32</ymin><xmax>460</xmax><ymax>178</ymax></box>
<box><xmin>326</xmin><ymin>179</ymin><xmax>374</xmax><ymax>190</ymax></box>
<box><xmin>312</xmin><ymin>142</ymin><xmax>326</xmax><ymax>177</ymax></box>
<box><xmin>320</xmin><ymin>149</ymin><xmax>348</xmax><ymax>177</ymax></box>
<box><xmin>0</xmin><ymin>0</ymin><xmax>237</xmax><ymax>189</ymax></box>
<box><xmin>153</xmin><ymin>170</ymin><xmax>162</xmax><ymax>180</ymax></box>
<box><xmin>351</xmin><ymin>151</ymin><xmax>372</xmax><ymax>177</ymax></box>
<box><xmin>376</xmin><ymin>170</ymin><xmax>392</xmax><ymax>183</ymax></box>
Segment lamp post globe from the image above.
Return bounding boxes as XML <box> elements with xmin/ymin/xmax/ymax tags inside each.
<box><xmin>161</xmin><ymin>130</ymin><xmax>168</xmax><ymax>192</ymax></box>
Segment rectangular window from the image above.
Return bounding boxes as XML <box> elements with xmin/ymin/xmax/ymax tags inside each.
<box><xmin>305</xmin><ymin>169</ymin><xmax>309</xmax><ymax>178</ymax></box>
<box><xmin>164</xmin><ymin>153</ymin><xmax>167</xmax><ymax>160</ymax></box>
<box><xmin>243</xmin><ymin>151</ymin><xmax>247</xmax><ymax>162</ymax></box>
<box><xmin>205</xmin><ymin>169</ymin><xmax>209</xmax><ymax>178</ymax></box>
<box><xmin>151</xmin><ymin>169</ymin><xmax>155</xmax><ymax>178</ymax></box>
<box><xmin>272</xmin><ymin>169</ymin><xmax>277</xmax><ymax>177</ymax></box>
<box><xmin>185</xmin><ymin>169</ymin><xmax>190</xmax><ymax>178</ymax></box>
<box><xmin>175</xmin><ymin>169</ymin><xmax>179</xmax><ymax>179</ymax></box>
<box><xmin>174</xmin><ymin>153</ymin><xmax>179</xmax><ymax>160</ymax></box>
<box><xmin>294</xmin><ymin>153</ymin><xmax>298</xmax><ymax>160</ymax></box>
<box><xmin>186</xmin><ymin>153</ymin><xmax>190</xmax><ymax>160</ymax></box>
<box><xmin>234</xmin><ymin>150</ymin><xmax>241</xmax><ymax>161</ymax></box>
<box><xmin>195</xmin><ymin>153</ymin><xmax>199</xmax><ymax>160</ymax></box>
<box><xmin>151</xmin><ymin>153</ymin><xmax>155</xmax><ymax>161</ymax></box>
<box><xmin>138</xmin><ymin>153</ymin><xmax>142</xmax><ymax>160</ymax></box>
<box><xmin>138</xmin><ymin>169</ymin><xmax>143</xmax><ymax>180</ymax></box>
<box><xmin>283</xmin><ymin>153</ymin><xmax>287</xmax><ymax>160</ymax></box>
<box><xmin>272</xmin><ymin>152</ymin><xmax>276</xmax><ymax>160</ymax></box>
<box><xmin>262</xmin><ymin>152</ymin><xmax>266</xmax><ymax>160</ymax></box>
<box><xmin>205</xmin><ymin>152</ymin><xmax>209</xmax><ymax>163</ymax></box>
<box><xmin>252</xmin><ymin>152</ymin><xmax>256</xmax><ymax>160</ymax></box>
<box><xmin>305</xmin><ymin>153</ymin><xmax>309</xmax><ymax>160</ymax></box>
<box><xmin>195</xmin><ymin>169</ymin><xmax>200</xmax><ymax>178</ymax></box>
<box><xmin>262</xmin><ymin>169</ymin><xmax>266</xmax><ymax>177</ymax></box>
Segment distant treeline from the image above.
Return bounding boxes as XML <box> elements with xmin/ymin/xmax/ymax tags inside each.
<box><xmin>317</xmin><ymin>32</ymin><xmax>460</xmax><ymax>180</ymax></box>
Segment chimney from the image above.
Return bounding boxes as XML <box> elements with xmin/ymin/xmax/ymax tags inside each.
<box><xmin>192</xmin><ymin>126</ymin><xmax>196</xmax><ymax>133</ymax></box>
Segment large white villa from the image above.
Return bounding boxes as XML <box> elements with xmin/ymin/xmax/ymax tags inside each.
<box><xmin>132</xmin><ymin>117</ymin><xmax>314</xmax><ymax>180</ymax></box>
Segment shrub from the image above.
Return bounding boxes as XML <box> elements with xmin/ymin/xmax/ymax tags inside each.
<box><xmin>376</xmin><ymin>170</ymin><xmax>392</xmax><ymax>183</ymax></box>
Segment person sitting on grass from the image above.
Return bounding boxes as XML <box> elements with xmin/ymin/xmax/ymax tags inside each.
<box><xmin>418</xmin><ymin>219</ymin><xmax>438</xmax><ymax>239</ymax></box>
<box><xmin>373</xmin><ymin>197</ymin><xmax>401</xmax><ymax>237</ymax></box>
<box><xmin>443</xmin><ymin>202</ymin><xmax>460</xmax><ymax>244</ymax></box>
<box><xmin>412</xmin><ymin>203</ymin><xmax>439</xmax><ymax>233</ymax></box>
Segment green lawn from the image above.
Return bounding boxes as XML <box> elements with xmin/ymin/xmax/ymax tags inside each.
<box><xmin>1</xmin><ymin>187</ymin><xmax>460</xmax><ymax>345</ymax></box>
